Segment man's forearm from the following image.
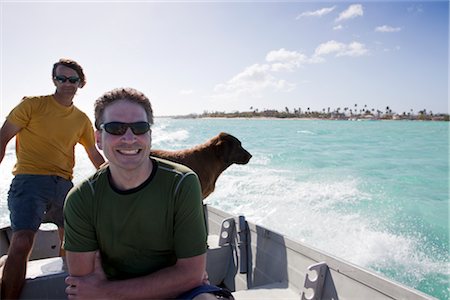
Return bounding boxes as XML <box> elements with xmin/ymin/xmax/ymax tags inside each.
<box><xmin>66</xmin><ymin>251</ymin><xmax>96</xmax><ymax>276</ymax></box>
<box><xmin>100</xmin><ymin>260</ymin><xmax>204</xmax><ymax>299</ymax></box>
<box><xmin>66</xmin><ymin>252</ymin><xmax>206</xmax><ymax>299</ymax></box>
<box><xmin>90</xmin><ymin>151</ymin><xmax>105</xmax><ymax>169</ymax></box>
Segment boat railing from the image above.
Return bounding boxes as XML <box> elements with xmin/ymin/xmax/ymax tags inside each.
<box><xmin>205</xmin><ymin>205</ymin><xmax>436</xmax><ymax>300</ymax></box>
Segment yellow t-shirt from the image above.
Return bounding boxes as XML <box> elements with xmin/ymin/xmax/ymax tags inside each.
<box><xmin>7</xmin><ymin>95</ymin><xmax>96</xmax><ymax>180</ymax></box>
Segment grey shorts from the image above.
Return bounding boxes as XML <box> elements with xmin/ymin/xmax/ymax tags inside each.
<box><xmin>7</xmin><ymin>174</ymin><xmax>73</xmax><ymax>231</ymax></box>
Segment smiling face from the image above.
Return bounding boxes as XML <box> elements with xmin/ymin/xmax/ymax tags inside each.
<box><xmin>96</xmin><ymin>99</ymin><xmax>152</xmax><ymax>174</ymax></box>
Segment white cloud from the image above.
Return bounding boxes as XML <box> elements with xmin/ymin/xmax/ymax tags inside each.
<box><xmin>374</xmin><ymin>41</ymin><xmax>401</xmax><ymax>53</ymax></box>
<box><xmin>213</xmin><ymin>63</ymin><xmax>295</xmax><ymax>99</ymax></box>
<box><xmin>266</xmin><ymin>48</ymin><xmax>308</xmax><ymax>71</ymax></box>
<box><xmin>213</xmin><ymin>41</ymin><xmax>368</xmax><ymax>101</ymax></box>
<box><xmin>342</xmin><ymin>42</ymin><xmax>369</xmax><ymax>57</ymax></box>
<box><xmin>296</xmin><ymin>6</ymin><xmax>336</xmax><ymax>19</ymax></box>
<box><xmin>315</xmin><ymin>40</ymin><xmax>346</xmax><ymax>56</ymax></box>
<box><xmin>228</xmin><ymin>64</ymin><xmax>271</xmax><ymax>87</ymax></box>
<box><xmin>336</xmin><ymin>4</ymin><xmax>363</xmax><ymax>22</ymax></box>
<box><xmin>407</xmin><ymin>4</ymin><xmax>423</xmax><ymax>14</ymax></box>
<box><xmin>382</xmin><ymin>45</ymin><xmax>401</xmax><ymax>52</ymax></box>
<box><xmin>314</xmin><ymin>40</ymin><xmax>368</xmax><ymax>57</ymax></box>
<box><xmin>375</xmin><ymin>25</ymin><xmax>402</xmax><ymax>33</ymax></box>
<box><xmin>333</xmin><ymin>24</ymin><xmax>343</xmax><ymax>31</ymax></box>
<box><xmin>213</xmin><ymin>50</ymin><xmax>310</xmax><ymax>99</ymax></box>
<box><xmin>179</xmin><ymin>89</ymin><xmax>194</xmax><ymax>95</ymax></box>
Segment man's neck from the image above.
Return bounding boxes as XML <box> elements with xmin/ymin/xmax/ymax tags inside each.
<box><xmin>53</xmin><ymin>92</ymin><xmax>74</xmax><ymax>107</ymax></box>
<box><xmin>109</xmin><ymin>159</ymin><xmax>153</xmax><ymax>191</ymax></box>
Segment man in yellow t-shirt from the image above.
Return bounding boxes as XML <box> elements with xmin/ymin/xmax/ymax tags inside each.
<box><xmin>0</xmin><ymin>58</ymin><xmax>105</xmax><ymax>299</ymax></box>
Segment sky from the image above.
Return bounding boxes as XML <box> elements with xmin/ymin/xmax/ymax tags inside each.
<box><xmin>1</xmin><ymin>0</ymin><xmax>448</xmax><ymax>119</ymax></box>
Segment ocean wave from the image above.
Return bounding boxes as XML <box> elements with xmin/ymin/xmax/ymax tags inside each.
<box><xmin>152</xmin><ymin>129</ymin><xmax>190</xmax><ymax>147</ymax></box>
<box><xmin>297</xmin><ymin>130</ymin><xmax>315</xmax><ymax>135</ymax></box>
<box><xmin>206</xmin><ymin>164</ymin><xmax>448</xmax><ymax>298</ymax></box>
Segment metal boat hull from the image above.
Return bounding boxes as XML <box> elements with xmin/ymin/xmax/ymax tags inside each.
<box><xmin>0</xmin><ymin>206</ymin><xmax>434</xmax><ymax>299</ymax></box>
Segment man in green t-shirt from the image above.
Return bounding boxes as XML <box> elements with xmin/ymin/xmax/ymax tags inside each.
<box><xmin>63</xmin><ymin>88</ymin><xmax>232</xmax><ymax>299</ymax></box>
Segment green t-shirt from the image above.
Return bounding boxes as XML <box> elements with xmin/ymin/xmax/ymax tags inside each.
<box><xmin>63</xmin><ymin>158</ymin><xmax>207</xmax><ymax>280</ymax></box>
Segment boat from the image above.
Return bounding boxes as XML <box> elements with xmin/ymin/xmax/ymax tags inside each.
<box><xmin>0</xmin><ymin>205</ymin><xmax>436</xmax><ymax>299</ymax></box>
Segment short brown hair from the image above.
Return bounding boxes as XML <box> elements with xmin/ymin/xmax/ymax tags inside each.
<box><xmin>94</xmin><ymin>87</ymin><xmax>154</xmax><ymax>129</ymax></box>
<box><xmin>52</xmin><ymin>58</ymin><xmax>86</xmax><ymax>88</ymax></box>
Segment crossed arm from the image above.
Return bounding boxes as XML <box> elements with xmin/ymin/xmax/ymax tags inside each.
<box><xmin>65</xmin><ymin>250</ymin><xmax>206</xmax><ymax>299</ymax></box>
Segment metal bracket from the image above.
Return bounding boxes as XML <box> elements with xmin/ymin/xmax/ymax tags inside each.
<box><xmin>218</xmin><ymin>217</ymin><xmax>236</xmax><ymax>246</ymax></box>
<box><xmin>238</xmin><ymin>216</ymin><xmax>248</xmax><ymax>274</ymax></box>
<box><xmin>302</xmin><ymin>262</ymin><xmax>338</xmax><ymax>300</ymax></box>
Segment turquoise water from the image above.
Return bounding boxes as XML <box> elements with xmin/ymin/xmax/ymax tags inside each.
<box><xmin>0</xmin><ymin>118</ymin><xmax>448</xmax><ymax>299</ymax></box>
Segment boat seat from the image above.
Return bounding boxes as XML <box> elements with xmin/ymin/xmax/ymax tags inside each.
<box><xmin>207</xmin><ymin>234</ymin><xmax>230</xmax><ymax>284</ymax></box>
<box><xmin>206</xmin><ymin>216</ymin><xmax>239</xmax><ymax>291</ymax></box>
<box><xmin>232</xmin><ymin>282</ymin><xmax>299</xmax><ymax>299</ymax></box>
<box><xmin>2</xmin><ymin>226</ymin><xmax>61</xmax><ymax>260</ymax></box>
<box><xmin>20</xmin><ymin>257</ymin><xmax>67</xmax><ymax>299</ymax></box>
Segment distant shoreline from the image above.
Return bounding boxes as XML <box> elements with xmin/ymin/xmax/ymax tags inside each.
<box><xmin>158</xmin><ymin>115</ymin><xmax>449</xmax><ymax>122</ymax></box>
<box><xmin>158</xmin><ymin>109</ymin><xmax>449</xmax><ymax>121</ymax></box>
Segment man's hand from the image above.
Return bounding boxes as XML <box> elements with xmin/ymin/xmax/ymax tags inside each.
<box><xmin>65</xmin><ymin>251</ymin><xmax>108</xmax><ymax>299</ymax></box>
<box><xmin>202</xmin><ymin>271</ymin><xmax>210</xmax><ymax>285</ymax></box>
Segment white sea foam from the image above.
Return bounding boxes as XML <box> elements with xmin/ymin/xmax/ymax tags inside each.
<box><xmin>297</xmin><ymin>130</ymin><xmax>315</xmax><ymax>135</ymax></box>
<box><xmin>0</xmin><ymin>143</ymin><xmax>16</xmax><ymax>227</ymax></box>
<box><xmin>247</xmin><ymin>154</ymin><xmax>271</xmax><ymax>166</ymax></box>
<box><xmin>206</xmin><ymin>161</ymin><xmax>449</xmax><ymax>290</ymax></box>
<box><xmin>152</xmin><ymin>129</ymin><xmax>190</xmax><ymax>147</ymax></box>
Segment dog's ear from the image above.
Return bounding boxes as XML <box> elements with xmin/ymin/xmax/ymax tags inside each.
<box><xmin>215</xmin><ymin>135</ymin><xmax>233</xmax><ymax>164</ymax></box>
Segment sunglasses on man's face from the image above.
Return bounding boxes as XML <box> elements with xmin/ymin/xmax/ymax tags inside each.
<box><xmin>54</xmin><ymin>75</ymin><xmax>80</xmax><ymax>84</ymax></box>
<box><xmin>100</xmin><ymin>122</ymin><xmax>151</xmax><ymax>135</ymax></box>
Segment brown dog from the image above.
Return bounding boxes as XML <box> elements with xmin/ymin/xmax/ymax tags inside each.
<box><xmin>150</xmin><ymin>132</ymin><xmax>252</xmax><ymax>199</ymax></box>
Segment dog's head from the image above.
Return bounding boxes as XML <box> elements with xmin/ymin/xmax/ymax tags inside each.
<box><xmin>214</xmin><ymin>132</ymin><xmax>252</xmax><ymax>165</ymax></box>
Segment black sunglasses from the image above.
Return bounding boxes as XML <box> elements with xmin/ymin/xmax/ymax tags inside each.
<box><xmin>54</xmin><ymin>75</ymin><xmax>80</xmax><ymax>84</ymax></box>
<box><xmin>100</xmin><ymin>122</ymin><xmax>151</xmax><ymax>135</ymax></box>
